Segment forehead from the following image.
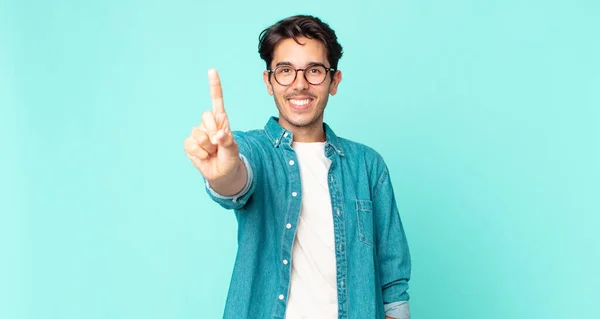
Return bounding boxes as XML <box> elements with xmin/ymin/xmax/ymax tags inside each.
<box><xmin>271</xmin><ymin>36</ymin><xmax>328</xmax><ymax>67</ymax></box>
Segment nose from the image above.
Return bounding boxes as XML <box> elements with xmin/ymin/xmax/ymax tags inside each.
<box><xmin>292</xmin><ymin>69</ymin><xmax>309</xmax><ymax>91</ymax></box>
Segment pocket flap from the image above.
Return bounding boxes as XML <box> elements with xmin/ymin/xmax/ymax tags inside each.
<box><xmin>356</xmin><ymin>199</ymin><xmax>373</xmax><ymax>212</ymax></box>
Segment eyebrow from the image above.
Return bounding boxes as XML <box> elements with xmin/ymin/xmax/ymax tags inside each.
<box><xmin>274</xmin><ymin>61</ymin><xmax>328</xmax><ymax>68</ymax></box>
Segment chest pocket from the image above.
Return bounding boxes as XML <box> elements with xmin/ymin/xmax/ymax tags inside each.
<box><xmin>356</xmin><ymin>199</ymin><xmax>374</xmax><ymax>247</ymax></box>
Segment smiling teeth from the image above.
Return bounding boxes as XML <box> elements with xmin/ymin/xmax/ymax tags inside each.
<box><xmin>290</xmin><ymin>99</ymin><xmax>310</xmax><ymax>106</ymax></box>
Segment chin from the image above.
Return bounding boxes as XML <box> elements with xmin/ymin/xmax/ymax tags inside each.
<box><xmin>282</xmin><ymin>112</ymin><xmax>322</xmax><ymax>128</ymax></box>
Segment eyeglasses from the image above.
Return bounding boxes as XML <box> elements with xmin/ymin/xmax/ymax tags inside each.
<box><xmin>267</xmin><ymin>64</ymin><xmax>336</xmax><ymax>86</ymax></box>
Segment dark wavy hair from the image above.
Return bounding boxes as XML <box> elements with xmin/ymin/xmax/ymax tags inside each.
<box><xmin>258</xmin><ymin>15</ymin><xmax>343</xmax><ymax>77</ymax></box>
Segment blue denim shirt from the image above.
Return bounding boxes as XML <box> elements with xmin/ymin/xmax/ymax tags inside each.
<box><xmin>205</xmin><ymin>117</ymin><xmax>411</xmax><ymax>319</ymax></box>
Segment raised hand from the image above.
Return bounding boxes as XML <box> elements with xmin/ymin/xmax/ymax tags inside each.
<box><xmin>184</xmin><ymin>69</ymin><xmax>244</xmax><ymax>192</ymax></box>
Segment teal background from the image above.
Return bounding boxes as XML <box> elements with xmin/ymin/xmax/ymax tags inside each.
<box><xmin>1</xmin><ymin>0</ymin><xmax>599</xmax><ymax>318</ymax></box>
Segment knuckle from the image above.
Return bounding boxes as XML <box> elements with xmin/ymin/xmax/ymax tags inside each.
<box><xmin>183</xmin><ymin>137</ymin><xmax>194</xmax><ymax>148</ymax></box>
<box><xmin>192</xmin><ymin>127</ymin><xmax>206</xmax><ymax>139</ymax></box>
<box><xmin>197</xmin><ymin>133</ymin><xmax>209</xmax><ymax>144</ymax></box>
<box><xmin>184</xmin><ymin>144</ymin><xmax>197</xmax><ymax>154</ymax></box>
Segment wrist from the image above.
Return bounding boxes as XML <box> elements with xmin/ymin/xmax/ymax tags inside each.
<box><xmin>206</xmin><ymin>158</ymin><xmax>244</xmax><ymax>194</ymax></box>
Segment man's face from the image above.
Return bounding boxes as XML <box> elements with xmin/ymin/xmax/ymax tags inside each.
<box><xmin>263</xmin><ymin>36</ymin><xmax>342</xmax><ymax>131</ymax></box>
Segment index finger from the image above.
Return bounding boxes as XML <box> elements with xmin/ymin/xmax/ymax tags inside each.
<box><xmin>208</xmin><ymin>68</ymin><xmax>225</xmax><ymax>114</ymax></box>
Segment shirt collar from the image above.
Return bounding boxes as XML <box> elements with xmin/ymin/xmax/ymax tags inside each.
<box><xmin>264</xmin><ymin>116</ymin><xmax>345</xmax><ymax>157</ymax></box>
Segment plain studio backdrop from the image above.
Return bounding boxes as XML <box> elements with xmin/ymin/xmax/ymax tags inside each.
<box><xmin>1</xmin><ymin>0</ymin><xmax>598</xmax><ymax>318</ymax></box>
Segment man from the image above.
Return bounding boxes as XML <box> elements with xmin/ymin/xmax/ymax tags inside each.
<box><xmin>184</xmin><ymin>15</ymin><xmax>411</xmax><ymax>319</ymax></box>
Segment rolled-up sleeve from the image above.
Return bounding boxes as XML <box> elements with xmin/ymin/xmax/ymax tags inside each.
<box><xmin>384</xmin><ymin>300</ymin><xmax>410</xmax><ymax>319</ymax></box>
<box><xmin>373</xmin><ymin>166</ymin><xmax>411</xmax><ymax>317</ymax></box>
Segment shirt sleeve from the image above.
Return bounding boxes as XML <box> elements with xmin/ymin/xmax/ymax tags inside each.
<box><xmin>204</xmin><ymin>153</ymin><xmax>255</xmax><ymax>210</ymax></box>
<box><xmin>372</xmin><ymin>164</ymin><xmax>412</xmax><ymax>312</ymax></box>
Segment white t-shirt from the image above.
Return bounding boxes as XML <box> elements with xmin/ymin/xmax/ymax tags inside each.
<box><xmin>285</xmin><ymin>142</ymin><xmax>338</xmax><ymax>319</ymax></box>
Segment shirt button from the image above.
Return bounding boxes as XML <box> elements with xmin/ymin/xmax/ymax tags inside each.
<box><xmin>340</xmin><ymin>280</ymin><xmax>344</xmax><ymax>287</ymax></box>
<box><xmin>292</xmin><ymin>192</ymin><xmax>297</xmax><ymax>197</ymax></box>
<box><xmin>286</xmin><ymin>223</ymin><xmax>292</xmax><ymax>229</ymax></box>
<box><xmin>289</xmin><ymin>160</ymin><xmax>295</xmax><ymax>166</ymax></box>
<box><xmin>336</xmin><ymin>208</ymin><xmax>341</xmax><ymax>216</ymax></box>
<box><xmin>278</xmin><ymin>294</ymin><xmax>284</xmax><ymax>300</ymax></box>
<box><xmin>284</xmin><ymin>132</ymin><xmax>289</xmax><ymax>137</ymax></box>
<box><xmin>283</xmin><ymin>259</ymin><xmax>288</xmax><ymax>265</ymax></box>
<box><xmin>338</xmin><ymin>244</ymin><xmax>343</xmax><ymax>251</ymax></box>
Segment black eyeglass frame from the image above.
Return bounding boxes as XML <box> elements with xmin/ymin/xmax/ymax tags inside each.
<box><xmin>266</xmin><ymin>63</ymin><xmax>336</xmax><ymax>86</ymax></box>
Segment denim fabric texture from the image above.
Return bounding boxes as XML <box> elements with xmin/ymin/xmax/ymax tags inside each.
<box><xmin>205</xmin><ymin>117</ymin><xmax>411</xmax><ymax>319</ymax></box>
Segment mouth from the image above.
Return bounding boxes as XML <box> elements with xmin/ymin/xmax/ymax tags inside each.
<box><xmin>287</xmin><ymin>97</ymin><xmax>315</xmax><ymax>111</ymax></box>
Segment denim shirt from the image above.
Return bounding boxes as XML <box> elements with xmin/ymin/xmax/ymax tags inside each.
<box><xmin>205</xmin><ymin>117</ymin><xmax>411</xmax><ymax>319</ymax></box>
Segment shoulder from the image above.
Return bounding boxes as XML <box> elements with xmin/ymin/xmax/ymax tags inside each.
<box><xmin>338</xmin><ymin>136</ymin><xmax>398</xmax><ymax>198</ymax></box>
<box><xmin>231</xmin><ymin>128</ymin><xmax>270</xmax><ymax>144</ymax></box>
<box><xmin>230</xmin><ymin>128</ymin><xmax>273</xmax><ymax>155</ymax></box>
<box><xmin>339</xmin><ymin>137</ymin><xmax>386</xmax><ymax>164</ymax></box>
<box><xmin>338</xmin><ymin>136</ymin><xmax>389</xmax><ymax>176</ymax></box>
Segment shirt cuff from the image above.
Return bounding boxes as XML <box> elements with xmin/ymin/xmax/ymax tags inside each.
<box><xmin>384</xmin><ymin>301</ymin><xmax>410</xmax><ymax>319</ymax></box>
<box><xmin>205</xmin><ymin>153</ymin><xmax>253</xmax><ymax>203</ymax></box>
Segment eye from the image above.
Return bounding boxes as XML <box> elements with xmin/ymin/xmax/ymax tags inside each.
<box><xmin>279</xmin><ymin>67</ymin><xmax>292</xmax><ymax>74</ymax></box>
<box><xmin>308</xmin><ymin>67</ymin><xmax>322</xmax><ymax>74</ymax></box>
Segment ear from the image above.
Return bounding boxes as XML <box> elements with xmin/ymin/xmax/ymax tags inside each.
<box><xmin>263</xmin><ymin>71</ymin><xmax>274</xmax><ymax>95</ymax></box>
<box><xmin>329</xmin><ymin>70</ymin><xmax>342</xmax><ymax>96</ymax></box>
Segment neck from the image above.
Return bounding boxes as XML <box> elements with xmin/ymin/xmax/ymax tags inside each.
<box><xmin>279</xmin><ymin>118</ymin><xmax>326</xmax><ymax>143</ymax></box>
